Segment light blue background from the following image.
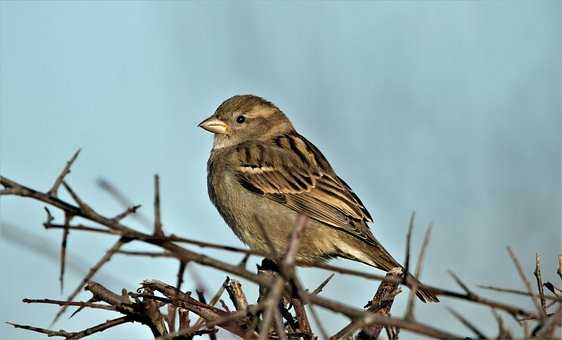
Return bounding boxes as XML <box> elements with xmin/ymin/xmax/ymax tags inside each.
<box><xmin>1</xmin><ymin>2</ymin><xmax>560</xmax><ymax>339</ymax></box>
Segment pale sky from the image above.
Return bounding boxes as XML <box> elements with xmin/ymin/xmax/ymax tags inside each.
<box><xmin>1</xmin><ymin>2</ymin><xmax>560</xmax><ymax>339</ymax></box>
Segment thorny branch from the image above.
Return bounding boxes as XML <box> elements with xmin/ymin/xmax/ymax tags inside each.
<box><xmin>2</xmin><ymin>151</ymin><xmax>561</xmax><ymax>339</ymax></box>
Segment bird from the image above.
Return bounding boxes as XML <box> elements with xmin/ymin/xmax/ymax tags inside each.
<box><xmin>198</xmin><ymin>94</ymin><xmax>438</xmax><ymax>303</ymax></box>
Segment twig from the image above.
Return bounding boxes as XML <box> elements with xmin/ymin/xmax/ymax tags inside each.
<box><xmin>97</xmin><ymin>178</ymin><xmax>152</xmax><ymax>228</ymax></box>
<box><xmin>178</xmin><ymin>308</ymin><xmax>190</xmax><ymax>330</ymax></box>
<box><xmin>507</xmin><ymin>246</ymin><xmax>543</xmax><ymax>317</ymax></box>
<box><xmin>52</xmin><ymin>238</ymin><xmax>128</xmax><ymax>324</ymax></box>
<box><xmin>22</xmin><ymin>298</ymin><xmax>118</xmax><ymax>313</ymax></box>
<box><xmin>333</xmin><ymin>267</ymin><xmax>403</xmax><ymax>339</ymax></box>
<box><xmin>292</xmin><ymin>297</ymin><xmax>312</xmax><ymax>336</ymax></box>
<box><xmin>144</xmin><ymin>280</ymin><xmax>253</xmax><ymax>339</ymax></box>
<box><xmin>166</xmin><ymin>304</ymin><xmax>176</xmax><ymax>333</ymax></box>
<box><xmin>205</xmin><ymin>303</ymin><xmax>265</xmax><ymax>328</ymax></box>
<box><xmin>225</xmin><ymin>278</ymin><xmax>248</xmax><ymax>311</ymax></box>
<box><xmin>258</xmin><ymin>277</ymin><xmax>285</xmax><ymax>339</ymax></box>
<box><xmin>534</xmin><ymin>253</ymin><xmax>547</xmax><ymax>318</ymax></box>
<box><xmin>404</xmin><ymin>224</ymin><xmax>432</xmax><ymax>321</ymax></box>
<box><xmin>112</xmin><ymin>204</ymin><xmax>141</xmax><ymax>222</ymax></box>
<box><xmin>311</xmin><ymin>273</ymin><xmax>335</xmax><ymax>295</ymax></box>
<box><xmin>403</xmin><ymin>211</ymin><xmax>415</xmax><ymax>279</ymax></box>
<box><xmin>59</xmin><ymin>212</ymin><xmax>73</xmax><ymax>293</ymax></box>
<box><xmin>448</xmin><ymin>270</ymin><xmax>535</xmax><ymax>319</ymax></box>
<box><xmin>7</xmin><ymin>316</ymin><xmax>130</xmax><ymax>339</ymax></box>
<box><xmin>477</xmin><ymin>284</ymin><xmax>558</xmax><ymax>301</ymax></box>
<box><xmin>116</xmin><ymin>250</ymin><xmax>175</xmax><ymax>258</ymax></box>
<box><xmin>308</xmin><ymin>291</ymin><xmax>460</xmax><ymax>339</ymax></box>
<box><xmin>176</xmin><ymin>260</ymin><xmax>187</xmax><ymax>290</ymax></box>
<box><xmin>292</xmin><ymin>275</ymin><xmax>327</xmax><ymax>339</ymax></box>
<box><xmin>535</xmin><ymin>306</ymin><xmax>562</xmax><ymax>338</ymax></box>
<box><xmin>63</xmin><ymin>181</ymin><xmax>96</xmax><ymax>216</ymax></box>
<box><xmin>446</xmin><ymin>307</ymin><xmax>488</xmax><ymax>339</ymax></box>
<box><xmin>47</xmin><ymin>149</ymin><xmax>81</xmax><ymax>197</ymax></box>
<box><xmin>558</xmin><ymin>253</ymin><xmax>562</xmax><ymax>281</ymax></box>
<box><xmin>160</xmin><ymin>278</ymin><xmax>228</xmax><ymax>340</ymax></box>
<box><xmin>259</xmin><ymin>216</ymin><xmax>308</xmax><ymax>339</ymax></box>
<box><xmin>153</xmin><ymin>174</ymin><xmax>164</xmax><ymax>237</ymax></box>
<box><xmin>491</xmin><ymin>308</ymin><xmax>513</xmax><ymax>339</ymax></box>
<box><xmin>273</xmin><ymin>309</ymin><xmax>289</xmax><ymax>340</ymax></box>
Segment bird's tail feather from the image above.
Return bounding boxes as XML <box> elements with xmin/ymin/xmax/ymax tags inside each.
<box><xmin>365</xmin><ymin>241</ymin><xmax>439</xmax><ymax>303</ymax></box>
<box><xmin>405</xmin><ymin>273</ymin><xmax>439</xmax><ymax>303</ymax></box>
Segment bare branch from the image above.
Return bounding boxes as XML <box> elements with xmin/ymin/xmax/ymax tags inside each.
<box><xmin>153</xmin><ymin>174</ymin><xmax>164</xmax><ymax>237</ymax></box>
<box><xmin>5</xmin><ymin>169</ymin><xmax>555</xmax><ymax>340</ymax></box>
<box><xmin>491</xmin><ymin>308</ymin><xmax>513</xmax><ymax>339</ymax></box>
<box><xmin>447</xmin><ymin>271</ymin><xmax>536</xmax><ymax>319</ymax></box>
<box><xmin>52</xmin><ymin>238</ymin><xmax>128</xmax><ymax>324</ymax></box>
<box><xmin>273</xmin><ymin>308</ymin><xmax>289</xmax><ymax>340</ymax></box>
<box><xmin>534</xmin><ymin>253</ymin><xmax>548</xmax><ymax>318</ymax></box>
<box><xmin>22</xmin><ymin>298</ymin><xmax>118</xmax><ymax>313</ymax></box>
<box><xmin>448</xmin><ymin>270</ymin><xmax>474</xmax><ymax>296</ymax></box>
<box><xmin>558</xmin><ymin>253</ymin><xmax>562</xmax><ymax>281</ymax></box>
<box><xmin>477</xmin><ymin>284</ymin><xmax>558</xmax><ymax>301</ymax></box>
<box><xmin>333</xmin><ymin>267</ymin><xmax>403</xmax><ymax>339</ymax></box>
<box><xmin>166</xmin><ymin>304</ymin><xmax>176</xmax><ymax>334</ymax></box>
<box><xmin>311</xmin><ymin>273</ymin><xmax>336</xmax><ymax>296</ymax></box>
<box><xmin>47</xmin><ymin>148</ymin><xmax>81</xmax><ymax>197</ymax></box>
<box><xmin>535</xmin><ymin>306</ymin><xmax>562</xmax><ymax>338</ymax></box>
<box><xmin>405</xmin><ymin>224</ymin><xmax>432</xmax><ymax>321</ymax></box>
<box><xmin>7</xmin><ymin>316</ymin><xmax>130</xmax><ymax>339</ymax></box>
<box><xmin>116</xmin><ymin>250</ymin><xmax>174</xmax><ymax>258</ymax></box>
<box><xmin>143</xmin><ymin>280</ymin><xmax>253</xmax><ymax>338</ymax></box>
<box><xmin>507</xmin><ymin>246</ymin><xmax>543</xmax><ymax>317</ymax></box>
<box><xmin>176</xmin><ymin>260</ymin><xmax>187</xmax><ymax>290</ymax></box>
<box><xmin>310</xmin><ymin>290</ymin><xmax>461</xmax><ymax>339</ymax></box>
<box><xmin>292</xmin><ymin>297</ymin><xmax>312</xmax><ymax>337</ymax></box>
<box><xmin>112</xmin><ymin>204</ymin><xmax>141</xmax><ymax>222</ymax></box>
<box><xmin>403</xmin><ymin>211</ymin><xmax>415</xmax><ymax>278</ymax></box>
<box><xmin>225</xmin><ymin>278</ymin><xmax>248</xmax><ymax>311</ymax></box>
<box><xmin>62</xmin><ymin>181</ymin><xmax>97</xmax><ymax>216</ymax></box>
<box><xmin>446</xmin><ymin>306</ymin><xmax>488</xmax><ymax>339</ymax></box>
<box><xmin>59</xmin><ymin>212</ymin><xmax>73</xmax><ymax>293</ymax></box>
<box><xmin>97</xmin><ymin>178</ymin><xmax>152</xmax><ymax>228</ymax></box>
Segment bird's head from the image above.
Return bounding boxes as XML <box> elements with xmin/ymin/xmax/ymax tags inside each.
<box><xmin>199</xmin><ymin>95</ymin><xmax>294</xmax><ymax>149</ymax></box>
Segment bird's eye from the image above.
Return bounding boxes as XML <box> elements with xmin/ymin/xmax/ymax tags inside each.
<box><xmin>236</xmin><ymin>115</ymin><xmax>246</xmax><ymax>124</ymax></box>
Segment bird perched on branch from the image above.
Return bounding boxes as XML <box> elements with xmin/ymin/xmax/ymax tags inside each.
<box><xmin>199</xmin><ymin>94</ymin><xmax>438</xmax><ymax>303</ymax></box>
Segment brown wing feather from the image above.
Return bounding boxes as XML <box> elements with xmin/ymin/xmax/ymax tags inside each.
<box><xmin>234</xmin><ymin>133</ymin><xmax>375</xmax><ymax>243</ymax></box>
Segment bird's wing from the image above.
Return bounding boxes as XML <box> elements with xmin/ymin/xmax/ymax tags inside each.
<box><xmin>232</xmin><ymin>133</ymin><xmax>375</xmax><ymax>243</ymax></box>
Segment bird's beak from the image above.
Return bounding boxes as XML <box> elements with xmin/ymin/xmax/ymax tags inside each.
<box><xmin>198</xmin><ymin>116</ymin><xmax>228</xmax><ymax>134</ymax></box>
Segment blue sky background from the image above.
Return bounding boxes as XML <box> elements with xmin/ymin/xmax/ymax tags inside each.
<box><xmin>1</xmin><ymin>2</ymin><xmax>560</xmax><ymax>339</ymax></box>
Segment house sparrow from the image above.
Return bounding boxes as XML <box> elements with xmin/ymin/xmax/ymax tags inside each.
<box><xmin>199</xmin><ymin>95</ymin><xmax>438</xmax><ymax>303</ymax></box>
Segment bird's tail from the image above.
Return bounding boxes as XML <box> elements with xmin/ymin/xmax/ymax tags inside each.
<box><xmin>405</xmin><ymin>272</ymin><xmax>439</xmax><ymax>303</ymax></box>
<box><xmin>365</xmin><ymin>240</ymin><xmax>439</xmax><ymax>303</ymax></box>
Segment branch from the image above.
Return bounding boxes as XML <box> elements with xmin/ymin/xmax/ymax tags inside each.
<box><xmin>534</xmin><ymin>253</ymin><xmax>548</xmax><ymax>318</ymax></box>
<box><xmin>47</xmin><ymin>148</ymin><xmax>81</xmax><ymax>197</ymax></box>
<box><xmin>153</xmin><ymin>174</ymin><xmax>164</xmax><ymax>237</ymax></box>
<box><xmin>333</xmin><ymin>267</ymin><xmax>403</xmax><ymax>339</ymax></box>
<box><xmin>404</xmin><ymin>224</ymin><xmax>432</xmax><ymax>321</ymax></box>
<box><xmin>507</xmin><ymin>246</ymin><xmax>543</xmax><ymax>317</ymax></box>
<box><xmin>448</xmin><ymin>270</ymin><xmax>535</xmax><ymax>319</ymax></box>
<box><xmin>22</xmin><ymin>298</ymin><xmax>118</xmax><ymax>313</ymax></box>
<box><xmin>53</xmin><ymin>237</ymin><xmax>129</xmax><ymax>324</ymax></box>
<box><xmin>446</xmin><ymin>306</ymin><xmax>488</xmax><ymax>339</ymax></box>
<box><xmin>7</xmin><ymin>316</ymin><xmax>130</xmax><ymax>339</ymax></box>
